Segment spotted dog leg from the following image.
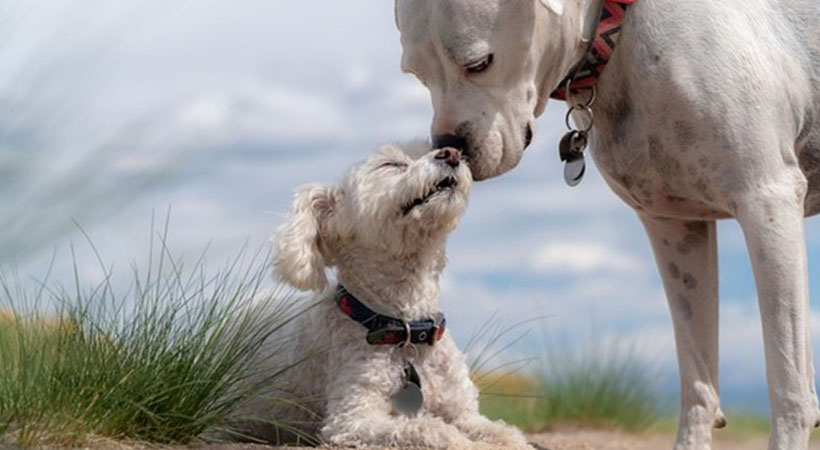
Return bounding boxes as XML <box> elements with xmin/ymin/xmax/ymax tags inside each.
<box><xmin>640</xmin><ymin>216</ymin><xmax>724</xmax><ymax>450</ymax></box>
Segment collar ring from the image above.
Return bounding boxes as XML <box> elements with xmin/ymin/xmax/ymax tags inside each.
<box><xmin>401</xmin><ymin>320</ymin><xmax>412</xmax><ymax>347</ymax></box>
<box><xmin>565</xmin><ymin>78</ymin><xmax>598</xmax><ymax>108</ymax></box>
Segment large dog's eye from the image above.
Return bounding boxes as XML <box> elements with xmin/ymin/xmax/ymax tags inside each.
<box><xmin>465</xmin><ymin>54</ymin><xmax>494</xmax><ymax>75</ymax></box>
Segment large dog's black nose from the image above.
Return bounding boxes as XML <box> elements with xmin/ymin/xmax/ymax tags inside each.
<box><xmin>434</xmin><ymin>147</ymin><xmax>460</xmax><ymax>168</ymax></box>
<box><xmin>433</xmin><ymin>134</ymin><xmax>468</xmax><ymax>154</ymax></box>
<box><xmin>524</xmin><ymin>124</ymin><xmax>533</xmax><ymax>149</ymax></box>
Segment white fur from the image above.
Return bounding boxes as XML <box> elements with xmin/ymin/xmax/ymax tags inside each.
<box><xmin>396</xmin><ymin>1</ymin><xmax>820</xmax><ymax>449</ymax></box>
<box><xmin>253</xmin><ymin>143</ymin><xmax>531</xmax><ymax>449</ymax></box>
<box><xmin>538</xmin><ymin>0</ymin><xmax>564</xmax><ymax>16</ymax></box>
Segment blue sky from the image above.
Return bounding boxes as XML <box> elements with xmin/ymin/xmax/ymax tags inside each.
<box><xmin>3</xmin><ymin>0</ymin><xmax>819</xmax><ymax>412</ymax></box>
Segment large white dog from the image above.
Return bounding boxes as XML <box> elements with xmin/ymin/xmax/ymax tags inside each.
<box><xmin>395</xmin><ymin>1</ymin><xmax>820</xmax><ymax>449</ymax></box>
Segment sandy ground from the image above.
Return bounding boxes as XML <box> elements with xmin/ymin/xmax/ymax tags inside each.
<box><xmin>527</xmin><ymin>429</ymin><xmax>791</xmax><ymax>450</ymax></box>
<box><xmin>46</xmin><ymin>430</ymin><xmax>820</xmax><ymax>450</ymax></box>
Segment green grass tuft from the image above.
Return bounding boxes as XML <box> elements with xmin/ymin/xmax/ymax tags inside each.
<box><xmin>476</xmin><ymin>333</ymin><xmax>664</xmax><ymax>433</ymax></box>
<box><xmin>0</xmin><ymin>223</ymin><xmax>306</xmax><ymax>447</ymax></box>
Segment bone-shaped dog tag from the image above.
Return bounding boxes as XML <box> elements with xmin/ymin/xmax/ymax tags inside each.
<box><xmin>391</xmin><ymin>363</ymin><xmax>423</xmax><ymax>417</ymax></box>
<box><xmin>559</xmin><ymin>130</ymin><xmax>587</xmax><ymax>187</ymax></box>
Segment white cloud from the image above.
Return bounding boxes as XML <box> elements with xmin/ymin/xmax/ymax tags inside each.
<box><xmin>530</xmin><ymin>241</ymin><xmax>645</xmax><ymax>275</ymax></box>
<box><xmin>343</xmin><ymin>65</ymin><xmax>375</xmax><ymax>91</ymax></box>
<box><xmin>380</xmin><ymin>78</ymin><xmax>431</xmax><ymax>110</ymax></box>
<box><xmin>175</xmin><ymin>83</ymin><xmax>353</xmax><ymax>144</ymax></box>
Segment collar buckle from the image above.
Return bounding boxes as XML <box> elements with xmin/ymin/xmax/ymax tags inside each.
<box><xmin>426</xmin><ymin>313</ymin><xmax>446</xmax><ymax>346</ymax></box>
<box><xmin>427</xmin><ymin>324</ymin><xmax>440</xmax><ymax>346</ymax></box>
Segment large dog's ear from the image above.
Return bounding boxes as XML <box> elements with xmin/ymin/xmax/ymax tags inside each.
<box><xmin>538</xmin><ymin>0</ymin><xmax>564</xmax><ymax>15</ymax></box>
<box><xmin>273</xmin><ymin>184</ymin><xmax>337</xmax><ymax>292</ymax></box>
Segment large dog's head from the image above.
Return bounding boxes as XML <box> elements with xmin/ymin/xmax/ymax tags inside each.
<box><xmin>274</xmin><ymin>143</ymin><xmax>472</xmax><ymax>291</ymax></box>
<box><xmin>395</xmin><ymin>0</ymin><xmax>578</xmax><ymax>180</ymax></box>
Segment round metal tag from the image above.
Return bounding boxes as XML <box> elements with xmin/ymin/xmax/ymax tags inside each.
<box><xmin>564</xmin><ymin>158</ymin><xmax>586</xmax><ymax>187</ymax></box>
<box><xmin>392</xmin><ymin>382</ymin><xmax>423</xmax><ymax>416</ymax></box>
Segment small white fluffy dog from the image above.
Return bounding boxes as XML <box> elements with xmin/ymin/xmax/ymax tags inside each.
<box><xmin>257</xmin><ymin>143</ymin><xmax>531</xmax><ymax>449</ymax></box>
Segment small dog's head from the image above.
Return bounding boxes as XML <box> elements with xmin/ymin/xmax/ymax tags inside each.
<box><xmin>273</xmin><ymin>143</ymin><xmax>472</xmax><ymax>291</ymax></box>
<box><xmin>395</xmin><ymin>0</ymin><xmax>576</xmax><ymax>180</ymax></box>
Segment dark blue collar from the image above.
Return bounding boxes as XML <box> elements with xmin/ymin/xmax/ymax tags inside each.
<box><xmin>335</xmin><ymin>286</ymin><xmax>446</xmax><ymax>346</ymax></box>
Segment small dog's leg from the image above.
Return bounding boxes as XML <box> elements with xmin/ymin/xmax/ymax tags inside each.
<box><xmin>428</xmin><ymin>338</ymin><xmax>531</xmax><ymax>449</ymax></box>
<box><xmin>640</xmin><ymin>216</ymin><xmax>722</xmax><ymax>450</ymax></box>
<box><xmin>735</xmin><ymin>182</ymin><xmax>819</xmax><ymax>450</ymax></box>
<box><xmin>320</xmin><ymin>372</ymin><xmax>475</xmax><ymax>450</ymax></box>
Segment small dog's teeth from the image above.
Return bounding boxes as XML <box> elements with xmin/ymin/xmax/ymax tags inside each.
<box><xmin>436</xmin><ymin>176</ymin><xmax>456</xmax><ymax>190</ymax></box>
<box><xmin>403</xmin><ymin>176</ymin><xmax>459</xmax><ymax>215</ymax></box>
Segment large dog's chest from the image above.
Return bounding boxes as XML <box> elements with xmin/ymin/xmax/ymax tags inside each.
<box><xmin>586</xmin><ymin>85</ymin><xmax>741</xmax><ymax>221</ymax></box>
<box><xmin>590</xmin><ymin>96</ymin><xmax>820</xmax><ymax>219</ymax></box>
<box><xmin>584</xmin><ymin>0</ymin><xmax>820</xmax><ymax>219</ymax></box>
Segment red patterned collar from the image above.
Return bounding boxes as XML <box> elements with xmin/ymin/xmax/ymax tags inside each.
<box><xmin>550</xmin><ymin>0</ymin><xmax>636</xmax><ymax>101</ymax></box>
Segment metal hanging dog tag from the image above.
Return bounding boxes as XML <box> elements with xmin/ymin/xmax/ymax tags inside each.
<box><xmin>559</xmin><ymin>130</ymin><xmax>587</xmax><ymax>187</ymax></box>
<box><xmin>564</xmin><ymin>158</ymin><xmax>586</xmax><ymax>186</ymax></box>
<box><xmin>391</xmin><ymin>363</ymin><xmax>423</xmax><ymax>416</ymax></box>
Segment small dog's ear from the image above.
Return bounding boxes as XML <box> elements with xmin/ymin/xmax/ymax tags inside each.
<box><xmin>273</xmin><ymin>184</ymin><xmax>337</xmax><ymax>292</ymax></box>
<box><xmin>538</xmin><ymin>0</ymin><xmax>564</xmax><ymax>16</ymax></box>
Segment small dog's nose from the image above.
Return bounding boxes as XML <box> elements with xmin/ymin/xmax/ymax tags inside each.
<box><xmin>435</xmin><ymin>147</ymin><xmax>460</xmax><ymax>168</ymax></box>
<box><xmin>432</xmin><ymin>134</ymin><xmax>468</xmax><ymax>154</ymax></box>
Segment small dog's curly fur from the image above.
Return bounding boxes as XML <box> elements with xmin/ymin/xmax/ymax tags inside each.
<box><xmin>247</xmin><ymin>143</ymin><xmax>531</xmax><ymax>449</ymax></box>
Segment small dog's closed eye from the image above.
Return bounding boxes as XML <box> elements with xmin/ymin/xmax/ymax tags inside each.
<box><xmin>235</xmin><ymin>142</ymin><xmax>531</xmax><ymax>449</ymax></box>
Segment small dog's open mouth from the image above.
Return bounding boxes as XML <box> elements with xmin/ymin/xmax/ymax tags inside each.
<box><xmin>402</xmin><ymin>176</ymin><xmax>457</xmax><ymax>215</ymax></box>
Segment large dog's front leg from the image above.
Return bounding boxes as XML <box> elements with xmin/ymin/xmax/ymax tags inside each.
<box><xmin>640</xmin><ymin>216</ymin><xmax>724</xmax><ymax>450</ymax></box>
<box><xmin>735</xmin><ymin>184</ymin><xmax>820</xmax><ymax>450</ymax></box>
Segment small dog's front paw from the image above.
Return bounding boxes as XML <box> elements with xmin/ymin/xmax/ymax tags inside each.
<box><xmin>458</xmin><ymin>418</ymin><xmax>531</xmax><ymax>448</ymax></box>
<box><xmin>437</xmin><ymin>434</ymin><xmax>478</xmax><ymax>450</ymax></box>
<box><xmin>322</xmin><ymin>416</ymin><xmax>476</xmax><ymax>450</ymax></box>
<box><xmin>467</xmin><ymin>438</ymin><xmax>534</xmax><ymax>450</ymax></box>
